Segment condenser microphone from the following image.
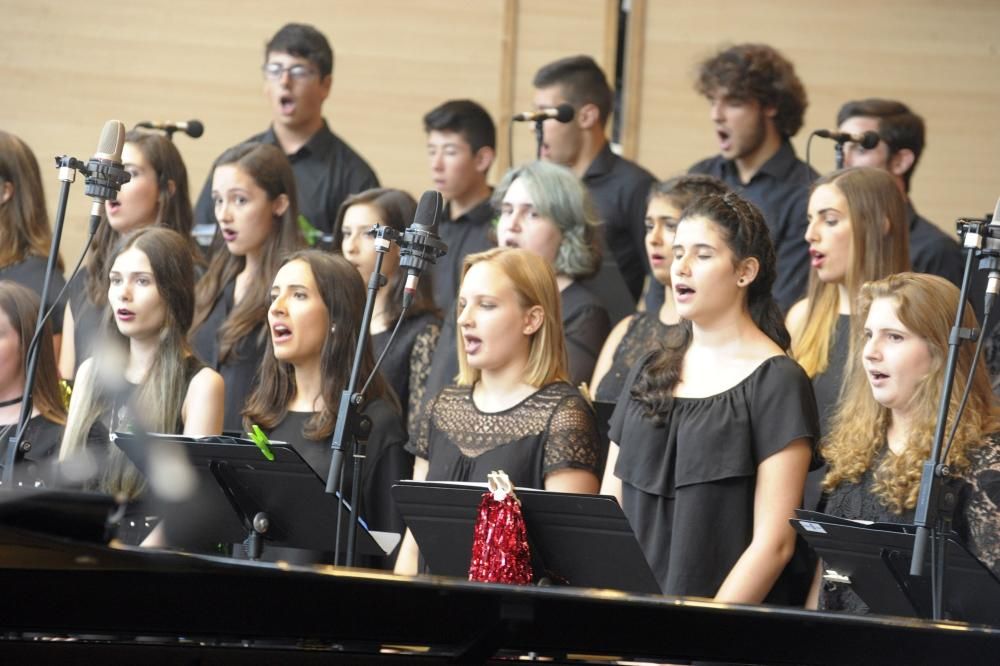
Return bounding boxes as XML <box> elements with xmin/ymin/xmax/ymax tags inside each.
<box><xmin>512</xmin><ymin>104</ymin><xmax>575</xmax><ymax>123</ymax></box>
<box><xmin>84</xmin><ymin>120</ymin><xmax>130</xmax><ymax>233</ymax></box>
<box><xmin>984</xmin><ymin>196</ymin><xmax>1000</xmax><ymax>315</ymax></box>
<box><xmin>398</xmin><ymin>190</ymin><xmax>447</xmax><ymax>308</ymax></box>
<box><xmin>814</xmin><ymin>129</ymin><xmax>880</xmax><ymax>149</ymax></box>
<box><xmin>136</xmin><ymin>119</ymin><xmax>205</xmax><ymax>138</ymax></box>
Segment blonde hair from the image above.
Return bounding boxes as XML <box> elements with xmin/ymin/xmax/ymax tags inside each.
<box><xmin>456</xmin><ymin>248</ymin><xmax>568</xmax><ymax>387</ymax></box>
<box><xmin>823</xmin><ymin>273</ymin><xmax>1000</xmax><ymax>513</ymax></box>
<box><xmin>792</xmin><ymin>167</ymin><xmax>910</xmax><ymax>377</ymax></box>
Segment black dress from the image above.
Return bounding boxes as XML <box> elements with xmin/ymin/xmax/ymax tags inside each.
<box><xmin>190</xmin><ymin>279</ymin><xmax>266</xmax><ymax>432</ymax></box>
<box><xmin>819</xmin><ymin>436</ymin><xmax>1000</xmax><ymax>614</ymax></box>
<box><xmin>609</xmin><ymin>354</ymin><xmax>820</xmax><ymax>599</ymax></box>
<box><xmin>594</xmin><ymin>312</ymin><xmax>675</xmax><ymax>403</ymax></box>
<box><xmin>408</xmin><ymin>382</ymin><xmax>601</xmax><ymax>489</ymax></box>
<box><xmin>805</xmin><ymin>314</ymin><xmax>851</xmax><ymax>511</ymax></box>
<box><xmin>371</xmin><ymin>312</ymin><xmax>440</xmax><ymax>437</ymax></box>
<box><xmin>67</xmin><ymin>268</ymin><xmax>108</xmax><ymax>374</ymax></box>
<box><xmin>561</xmin><ymin>281</ymin><xmax>612</xmax><ymax>387</ymax></box>
<box><xmin>0</xmin><ymin>256</ymin><xmax>67</xmax><ymax>334</ymax></box>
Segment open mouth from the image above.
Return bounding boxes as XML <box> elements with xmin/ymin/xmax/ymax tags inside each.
<box><xmin>272</xmin><ymin>323</ymin><xmax>292</xmax><ymax>343</ymax></box>
<box><xmin>280</xmin><ymin>94</ymin><xmax>296</xmax><ymax>114</ymax></box>
<box><xmin>675</xmin><ymin>284</ymin><xmax>695</xmax><ymax>296</ymax></box>
<box><xmin>463</xmin><ymin>334</ymin><xmax>482</xmax><ymax>355</ymax></box>
<box><xmin>717</xmin><ymin>129</ymin><xmax>732</xmax><ymax>151</ymax></box>
<box><xmin>107</xmin><ymin>200</ymin><xmax>122</xmax><ymax>214</ymax></box>
<box><xmin>116</xmin><ymin>308</ymin><xmax>135</xmax><ymax>321</ymax></box>
<box><xmin>869</xmin><ymin>369</ymin><xmax>889</xmax><ymax>381</ymax></box>
<box><xmin>810</xmin><ymin>249</ymin><xmax>826</xmax><ymax>267</ymax></box>
<box><xmin>503</xmin><ymin>238</ymin><xmax>520</xmax><ymax>248</ymax></box>
<box><xmin>221</xmin><ymin>228</ymin><xmax>238</xmax><ymax>243</ymax></box>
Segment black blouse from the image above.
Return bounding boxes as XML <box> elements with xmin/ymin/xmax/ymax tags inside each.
<box><xmin>819</xmin><ymin>436</ymin><xmax>1000</xmax><ymax>614</ymax></box>
<box><xmin>265</xmin><ymin>399</ymin><xmax>412</xmax><ymax>543</ymax></box>
<box><xmin>0</xmin><ymin>414</ymin><xmax>64</xmax><ymax>487</ymax></box>
<box><xmin>609</xmin><ymin>353</ymin><xmax>819</xmax><ymax>599</ymax></box>
<box><xmin>67</xmin><ymin>268</ymin><xmax>108</xmax><ymax>374</ymax></box>
<box><xmin>371</xmin><ymin>311</ymin><xmax>440</xmax><ymax>437</ymax></box>
<box><xmin>190</xmin><ymin>279</ymin><xmax>266</xmax><ymax>432</ymax></box>
<box><xmin>594</xmin><ymin>312</ymin><xmax>675</xmax><ymax>403</ymax></box>
<box><xmin>805</xmin><ymin>314</ymin><xmax>851</xmax><ymax>511</ymax></box>
<box><xmin>408</xmin><ymin>382</ymin><xmax>601</xmax><ymax>490</ymax></box>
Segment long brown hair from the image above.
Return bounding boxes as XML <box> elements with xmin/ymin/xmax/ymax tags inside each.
<box><xmin>792</xmin><ymin>167</ymin><xmax>910</xmax><ymax>378</ymax></box>
<box><xmin>83</xmin><ymin>129</ymin><xmax>202</xmax><ymax>305</ymax></box>
<box><xmin>456</xmin><ymin>248</ymin><xmax>568</xmax><ymax>388</ymax></box>
<box><xmin>243</xmin><ymin>250</ymin><xmax>395</xmax><ymax>439</ymax></box>
<box><xmin>332</xmin><ymin>188</ymin><xmax>439</xmax><ymax>324</ymax></box>
<box><xmin>631</xmin><ymin>192</ymin><xmax>788</xmax><ymax>422</ymax></box>
<box><xmin>823</xmin><ymin>273</ymin><xmax>1000</xmax><ymax>513</ymax></box>
<box><xmin>59</xmin><ymin>227</ymin><xmax>198</xmax><ymax>498</ymax></box>
<box><xmin>0</xmin><ymin>281</ymin><xmax>65</xmax><ymax>425</ymax></box>
<box><xmin>0</xmin><ymin>131</ymin><xmax>64</xmax><ymax>272</ymax></box>
<box><xmin>191</xmin><ymin>142</ymin><xmax>305</xmax><ymax>362</ymax></box>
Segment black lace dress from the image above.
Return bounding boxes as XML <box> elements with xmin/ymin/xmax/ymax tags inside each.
<box><xmin>407</xmin><ymin>382</ymin><xmax>601</xmax><ymax>489</ymax></box>
<box><xmin>819</xmin><ymin>435</ymin><xmax>1000</xmax><ymax>614</ymax></box>
<box><xmin>371</xmin><ymin>312</ymin><xmax>440</xmax><ymax>438</ymax></box>
<box><xmin>609</xmin><ymin>354</ymin><xmax>820</xmax><ymax>599</ymax></box>
<box><xmin>594</xmin><ymin>312</ymin><xmax>675</xmax><ymax>403</ymax></box>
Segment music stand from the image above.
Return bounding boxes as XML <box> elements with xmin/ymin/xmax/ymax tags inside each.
<box><xmin>392</xmin><ymin>480</ymin><xmax>660</xmax><ymax>594</ymax></box>
<box><xmin>0</xmin><ymin>488</ymin><xmax>119</xmax><ymax>545</ymax></box>
<box><xmin>113</xmin><ymin>433</ymin><xmax>397</xmax><ymax>562</ymax></box>
<box><xmin>792</xmin><ymin>510</ymin><xmax>1000</xmax><ymax>624</ymax></box>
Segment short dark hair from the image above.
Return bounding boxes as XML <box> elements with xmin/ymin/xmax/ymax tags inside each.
<box><xmin>696</xmin><ymin>43</ymin><xmax>807</xmax><ymax>139</ymax></box>
<box><xmin>265</xmin><ymin>23</ymin><xmax>333</xmax><ymax>78</ymax></box>
<box><xmin>533</xmin><ymin>55</ymin><xmax>613</xmax><ymax>127</ymax></box>
<box><xmin>423</xmin><ymin>99</ymin><xmax>497</xmax><ymax>153</ymax></box>
<box><xmin>837</xmin><ymin>98</ymin><xmax>925</xmax><ymax>192</ymax></box>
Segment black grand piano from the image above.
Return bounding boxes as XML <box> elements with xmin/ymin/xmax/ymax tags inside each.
<box><xmin>0</xmin><ymin>491</ymin><xmax>998</xmax><ymax>665</ymax></box>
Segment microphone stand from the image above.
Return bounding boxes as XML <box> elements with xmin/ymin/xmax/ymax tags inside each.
<box><xmin>909</xmin><ymin>218</ymin><xmax>993</xmax><ymax>619</ymax></box>
<box><xmin>534</xmin><ymin>119</ymin><xmax>544</xmax><ymax>160</ymax></box>
<box><xmin>834</xmin><ymin>141</ymin><xmax>845</xmax><ymax>169</ymax></box>
<box><xmin>2</xmin><ymin>156</ymin><xmax>90</xmax><ymax>488</ymax></box>
<box><xmin>325</xmin><ymin>225</ymin><xmax>396</xmax><ymax>567</ymax></box>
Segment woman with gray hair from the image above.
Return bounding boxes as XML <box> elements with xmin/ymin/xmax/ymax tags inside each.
<box><xmin>494</xmin><ymin>161</ymin><xmax>611</xmax><ymax>384</ymax></box>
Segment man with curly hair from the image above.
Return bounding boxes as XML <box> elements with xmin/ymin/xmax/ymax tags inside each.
<box><xmin>689</xmin><ymin>43</ymin><xmax>816</xmax><ymax>312</ymax></box>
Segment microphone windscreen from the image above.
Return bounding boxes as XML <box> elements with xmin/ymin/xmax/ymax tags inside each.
<box><xmin>96</xmin><ymin>120</ymin><xmax>126</xmax><ymax>161</ymax></box>
<box><xmin>413</xmin><ymin>190</ymin><xmax>442</xmax><ymax>232</ymax></box>
<box><xmin>186</xmin><ymin>120</ymin><xmax>205</xmax><ymax>138</ymax></box>
<box><xmin>859</xmin><ymin>130</ymin><xmax>880</xmax><ymax>150</ymax></box>
<box><xmin>555</xmin><ymin>103</ymin><xmax>575</xmax><ymax>123</ymax></box>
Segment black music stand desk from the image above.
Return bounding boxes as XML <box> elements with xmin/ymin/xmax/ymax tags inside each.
<box><xmin>792</xmin><ymin>509</ymin><xmax>1000</xmax><ymax>624</ymax></box>
<box><xmin>391</xmin><ymin>480</ymin><xmax>660</xmax><ymax>594</ymax></box>
<box><xmin>114</xmin><ymin>432</ymin><xmax>397</xmax><ymax>561</ymax></box>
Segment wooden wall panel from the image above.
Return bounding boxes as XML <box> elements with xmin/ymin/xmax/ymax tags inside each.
<box><xmin>636</xmin><ymin>0</ymin><xmax>1000</xmax><ymax>231</ymax></box>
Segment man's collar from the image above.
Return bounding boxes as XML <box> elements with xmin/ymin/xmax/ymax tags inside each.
<box><xmin>263</xmin><ymin>119</ymin><xmax>333</xmax><ymax>157</ymax></box>
<box><xmin>720</xmin><ymin>140</ymin><xmax>798</xmax><ymax>183</ymax></box>
<box><xmin>444</xmin><ymin>191</ymin><xmax>494</xmax><ymax>223</ymax></box>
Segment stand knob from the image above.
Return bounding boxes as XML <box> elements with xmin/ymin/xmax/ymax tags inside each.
<box><xmin>253</xmin><ymin>512</ymin><xmax>269</xmax><ymax>534</ymax></box>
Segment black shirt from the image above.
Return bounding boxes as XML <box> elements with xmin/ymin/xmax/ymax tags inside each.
<box><xmin>582</xmin><ymin>143</ymin><xmax>656</xmax><ymax>301</ymax></box>
<box><xmin>371</xmin><ymin>311</ymin><xmax>440</xmax><ymax>435</ymax></box>
<box><xmin>194</xmin><ymin>120</ymin><xmax>379</xmax><ymax>235</ymax></box>
<box><xmin>433</xmin><ymin>198</ymin><xmax>496</xmax><ymax>312</ymax></box>
<box><xmin>0</xmin><ymin>257</ymin><xmax>66</xmax><ymax>334</ymax></box>
<box><xmin>66</xmin><ymin>268</ymin><xmax>109</xmax><ymax>374</ymax></box>
<box><xmin>689</xmin><ymin>141</ymin><xmax>817</xmax><ymax>312</ymax></box>
<box><xmin>908</xmin><ymin>203</ymin><xmax>964</xmax><ymax>284</ymax></box>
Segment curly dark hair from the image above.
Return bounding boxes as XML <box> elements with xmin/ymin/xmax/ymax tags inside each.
<box><xmin>631</xmin><ymin>192</ymin><xmax>789</xmax><ymax>422</ymax></box>
<box><xmin>695</xmin><ymin>43</ymin><xmax>807</xmax><ymax>139</ymax></box>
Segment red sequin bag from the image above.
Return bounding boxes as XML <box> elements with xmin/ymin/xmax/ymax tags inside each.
<box><xmin>468</xmin><ymin>471</ymin><xmax>533</xmax><ymax>585</ymax></box>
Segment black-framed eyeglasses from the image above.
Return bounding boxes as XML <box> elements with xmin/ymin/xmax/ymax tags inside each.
<box><xmin>262</xmin><ymin>62</ymin><xmax>318</xmax><ymax>81</ymax></box>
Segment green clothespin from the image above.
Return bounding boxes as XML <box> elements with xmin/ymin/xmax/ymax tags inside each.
<box><xmin>248</xmin><ymin>425</ymin><xmax>274</xmax><ymax>461</ymax></box>
<box><xmin>296</xmin><ymin>214</ymin><xmax>323</xmax><ymax>247</ymax></box>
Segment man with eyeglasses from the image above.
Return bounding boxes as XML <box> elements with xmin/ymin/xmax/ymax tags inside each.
<box><xmin>194</xmin><ymin>23</ymin><xmax>379</xmax><ymax>243</ymax></box>
<box><xmin>836</xmin><ymin>98</ymin><xmax>963</xmax><ymax>288</ymax></box>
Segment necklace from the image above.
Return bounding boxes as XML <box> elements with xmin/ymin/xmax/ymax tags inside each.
<box><xmin>0</xmin><ymin>395</ymin><xmax>23</xmax><ymax>408</ymax></box>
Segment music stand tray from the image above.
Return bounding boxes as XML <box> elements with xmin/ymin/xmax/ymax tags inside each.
<box><xmin>391</xmin><ymin>480</ymin><xmax>660</xmax><ymax>594</ymax></box>
<box><xmin>792</xmin><ymin>509</ymin><xmax>1000</xmax><ymax>624</ymax></box>
<box><xmin>113</xmin><ymin>432</ymin><xmax>396</xmax><ymax>560</ymax></box>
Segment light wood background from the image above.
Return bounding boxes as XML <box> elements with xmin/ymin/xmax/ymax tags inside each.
<box><xmin>2</xmin><ymin>0</ymin><xmax>998</xmax><ymax>270</ymax></box>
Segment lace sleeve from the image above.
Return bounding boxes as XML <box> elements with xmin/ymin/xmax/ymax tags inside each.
<box><xmin>406</xmin><ymin>321</ymin><xmax>440</xmax><ymax>439</ymax></box>
<box><xmin>405</xmin><ymin>390</ymin><xmax>439</xmax><ymax>460</ymax></box>
<box><xmin>542</xmin><ymin>392</ymin><xmax>601</xmax><ymax>477</ymax></box>
<box><xmin>963</xmin><ymin>436</ymin><xmax>1000</xmax><ymax>577</ymax></box>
